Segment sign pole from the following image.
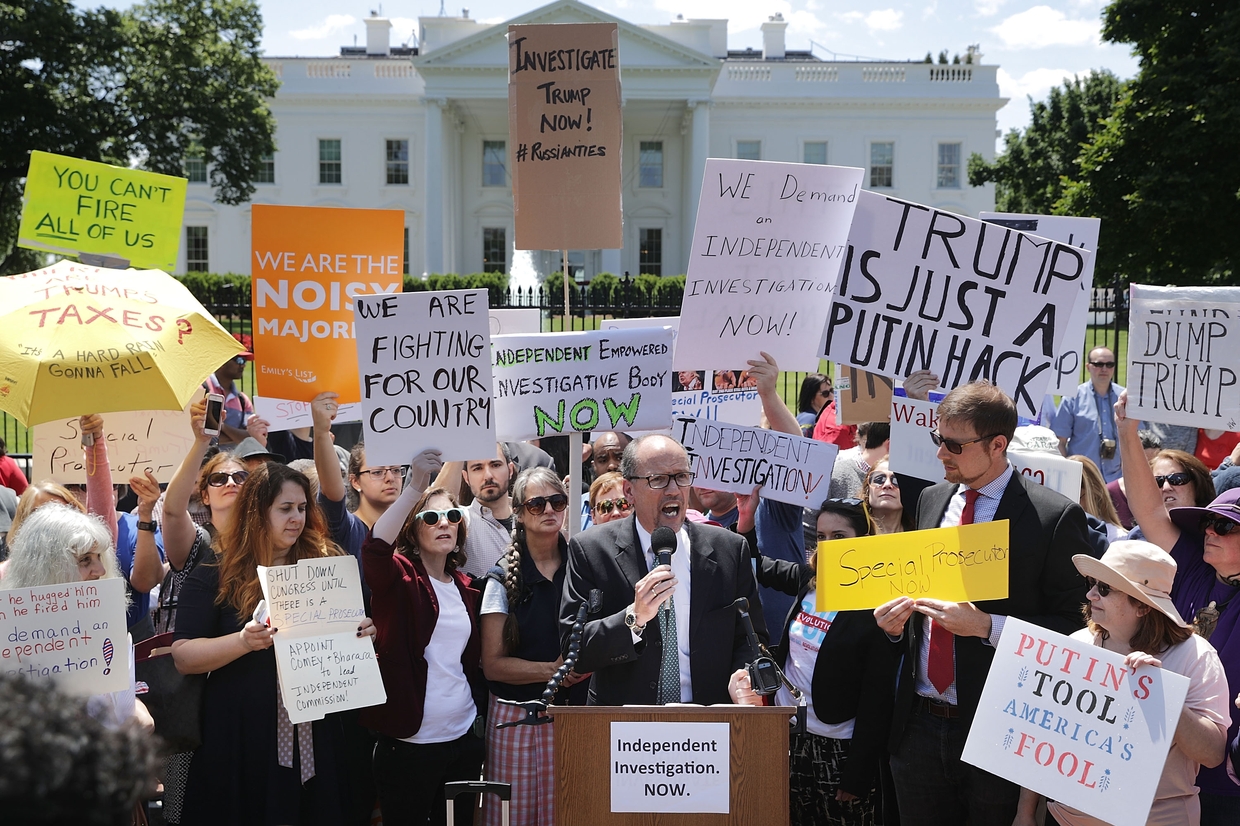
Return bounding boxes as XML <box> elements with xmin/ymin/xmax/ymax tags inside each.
<box><xmin>562</xmin><ymin>248</ymin><xmax>571</xmax><ymax>332</ymax></box>
<box><xmin>568</xmin><ymin>431</ymin><xmax>583</xmax><ymax>538</ymax></box>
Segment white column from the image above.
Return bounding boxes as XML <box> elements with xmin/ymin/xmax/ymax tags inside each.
<box><xmin>424</xmin><ymin>98</ymin><xmax>445</xmax><ymax>274</ymax></box>
<box><xmin>684</xmin><ymin>99</ymin><xmax>711</xmax><ymax>271</ymax></box>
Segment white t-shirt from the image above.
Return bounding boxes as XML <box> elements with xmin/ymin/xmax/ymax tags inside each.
<box><xmin>403</xmin><ymin>576</ymin><xmax>477</xmax><ymax>744</ymax></box>
<box><xmin>776</xmin><ymin>590</ymin><xmax>854</xmax><ymax>740</ymax></box>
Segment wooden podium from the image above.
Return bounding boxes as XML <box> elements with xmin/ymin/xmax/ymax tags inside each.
<box><xmin>550</xmin><ymin>705</ymin><xmax>791</xmax><ymax>825</ymax></box>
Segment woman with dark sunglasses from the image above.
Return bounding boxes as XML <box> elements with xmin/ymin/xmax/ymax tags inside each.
<box><xmin>361</xmin><ymin>449</ymin><xmax>488</xmax><ymax>825</ymax></box>
<box><xmin>1115</xmin><ymin>390</ymin><xmax>1240</xmax><ymax>824</ymax></box>
<box><xmin>862</xmin><ymin>459</ymin><xmax>913</xmax><ymax>535</ymax></box>
<box><xmin>588</xmin><ymin>470</ymin><xmax>631</xmax><ymax>526</ymax></box>
<box><xmin>480</xmin><ymin>468</ymin><xmax>586</xmax><ymax>826</ymax></box>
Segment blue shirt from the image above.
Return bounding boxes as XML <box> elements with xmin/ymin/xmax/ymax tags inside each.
<box><xmin>116</xmin><ymin>513</ymin><xmax>164</xmax><ymax>630</ymax></box>
<box><xmin>754</xmin><ymin>499</ymin><xmax>805</xmax><ymax>645</ymax></box>
<box><xmin>1051</xmin><ymin>381</ymin><xmax>1126</xmax><ymax>483</ymax></box>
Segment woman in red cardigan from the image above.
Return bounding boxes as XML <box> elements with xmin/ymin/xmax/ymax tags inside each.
<box><xmin>362</xmin><ymin>449</ymin><xmax>487</xmax><ymax>825</ymax></box>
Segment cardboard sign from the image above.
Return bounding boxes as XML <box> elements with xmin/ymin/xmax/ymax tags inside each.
<box><xmin>962</xmin><ymin>618</ymin><xmax>1189</xmax><ymax>826</ymax></box>
<box><xmin>674</xmin><ymin>417</ymin><xmax>837</xmax><ymax>508</ymax></box>
<box><xmin>353</xmin><ymin>290</ymin><xmax>496</xmax><ymax>466</ymax></box>
<box><xmin>489</xmin><ymin>308</ymin><xmax>542</xmax><ymax>335</ymax></box>
<box><xmin>508</xmin><ymin>22</ymin><xmax>622</xmax><ymax>251</ymax></box>
<box><xmin>18</xmin><ymin>151</ymin><xmax>188</xmax><ymax>270</ymax></box>
<box><xmin>981</xmin><ymin>213</ymin><xmax>1101</xmax><ymax>397</ymax></box>
<box><xmin>610</xmin><ymin>722</ymin><xmax>730</xmax><ymax>814</ymax></box>
<box><xmin>1009</xmin><ymin>450</ymin><xmax>1083</xmax><ymax>502</ymax></box>
<box><xmin>835</xmin><ymin>365</ymin><xmax>895</xmax><ymax>425</ymax></box>
<box><xmin>0</xmin><ymin>577</ymin><xmax>129</xmax><ymax>696</ymax></box>
<box><xmin>1126</xmin><ymin>284</ymin><xmax>1240</xmax><ymax>430</ymax></box>
<box><xmin>32</xmin><ymin>402</ymin><xmax>197</xmax><ymax>484</ymax></box>
<box><xmin>602</xmin><ymin>317</ymin><xmax>763</xmax><ymax>427</ymax></box>
<box><xmin>675</xmin><ymin>160</ymin><xmax>864</xmax><ymax>372</ymax></box>
<box><xmin>251</xmin><ymin>204</ymin><xmax>404</xmax><ymax>404</ymax></box>
<box><xmin>253</xmin><ymin>396</ymin><xmax>362</xmax><ymax>431</ymax></box>
<box><xmin>824</xmin><ymin>192</ymin><xmax>1092</xmax><ymax>419</ymax></box>
<box><xmin>817</xmin><ymin>521</ymin><xmax>1010</xmax><ymax>611</ymax></box>
<box><xmin>887</xmin><ymin>396</ymin><xmax>946</xmax><ymax>484</ymax></box>
<box><xmin>492</xmin><ymin>328</ymin><xmax>674</xmax><ymax>440</ymax></box>
<box><xmin>259</xmin><ymin>557</ymin><xmax>386</xmax><ymax>724</ymax></box>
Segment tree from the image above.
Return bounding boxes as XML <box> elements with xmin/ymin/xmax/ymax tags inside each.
<box><xmin>967</xmin><ymin>70</ymin><xmax>1124</xmax><ymax>216</ymax></box>
<box><xmin>1059</xmin><ymin>0</ymin><xmax>1239</xmax><ymax>284</ymax></box>
<box><xmin>0</xmin><ymin>0</ymin><xmax>279</xmax><ymax>273</ymax></box>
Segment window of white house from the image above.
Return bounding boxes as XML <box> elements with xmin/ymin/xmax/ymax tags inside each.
<box><xmin>937</xmin><ymin>142</ymin><xmax>962</xmax><ymax>189</ymax></box>
<box><xmin>186</xmin><ymin>226</ymin><xmax>209</xmax><ymax>272</ymax></box>
<box><xmin>639</xmin><ymin>228</ymin><xmax>662</xmax><ymax>276</ymax></box>
<box><xmin>639</xmin><ymin>141</ymin><xmax>663</xmax><ymax>187</ymax></box>
<box><xmin>482</xmin><ymin>141</ymin><xmax>507</xmax><ymax>187</ymax></box>
<box><xmin>803</xmin><ymin>142</ymin><xmax>828</xmax><ymax>165</ymax></box>
<box><xmin>185</xmin><ymin>155</ymin><xmax>207</xmax><ymax>183</ymax></box>
<box><xmin>318</xmin><ymin>139</ymin><xmax>342</xmax><ymax>184</ymax></box>
<box><xmin>255</xmin><ymin>153</ymin><xmax>275</xmax><ymax>184</ymax></box>
<box><xmin>386</xmin><ymin>140</ymin><xmax>409</xmax><ymax>185</ymax></box>
<box><xmin>870</xmin><ymin>142</ymin><xmax>894</xmax><ymax>188</ymax></box>
<box><xmin>483</xmin><ymin>227</ymin><xmax>506</xmax><ymax>273</ymax></box>
<box><xmin>736</xmin><ymin>141</ymin><xmax>761</xmax><ymax>160</ymax></box>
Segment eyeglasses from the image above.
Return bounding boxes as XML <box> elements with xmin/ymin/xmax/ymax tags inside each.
<box><xmin>415</xmin><ymin>508</ymin><xmax>463</xmax><ymax>526</ymax></box>
<box><xmin>1089</xmin><ymin>361</ymin><xmax>1117</xmax><ymax>369</ymax></box>
<box><xmin>207</xmin><ymin>470</ymin><xmax>249</xmax><ymax>487</ymax></box>
<box><xmin>593</xmin><ymin>449</ymin><xmax>625</xmax><ymax>466</ymax></box>
<box><xmin>1154</xmin><ymin>472</ymin><xmax>1192</xmax><ymax>488</ymax></box>
<box><xmin>357</xmin><ymin>465</ymin><xmax>408</xmax><ymax>480</ymax></box>
<box><xmin>1084</xmin><ymin>576</ymin><xmax>1114</xmax><ymax>597</ymax></box>
<box><xmin>593</xmin><ymin>497</ymin><xmax>631</xmax><ymax>515</ymax></box>
<box><xmin>629</xmin><ymin>471</ymin><xmax>696</xmax><ymax>490</ymax></box>
<box><xmin>870</xmin><ymin>473</ymin><xmax>897</xmax><ymax>487</ymax></box>
<box><xmin>521</xmin><ymin>494</ymin><xmax>569</xmax><ymax>515</ymax></box>
<box><xmin>929</xmin><ymin>429</ymin><xmax>998</xmax><ymax>455</ymax></box>
<box><xmin>1199</xmin><ymin>515</ymin><xmax>1240</xmax><ymax>537</ymax></box>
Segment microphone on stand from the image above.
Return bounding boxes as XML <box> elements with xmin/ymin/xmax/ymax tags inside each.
<box><xmin>731</xmin><ymin>597</ymin><xmax>807</xmax><ymax>733</ymax></box>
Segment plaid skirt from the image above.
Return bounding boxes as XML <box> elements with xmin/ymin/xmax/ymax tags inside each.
<box><xmin>484</xmin><ymin>693</ymin><xmax>557</xmax><ymax>826</ymax></box>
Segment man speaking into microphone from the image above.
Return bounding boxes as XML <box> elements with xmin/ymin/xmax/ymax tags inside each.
<box><xmin>561</xmin><ymin>434</ymin><xmax>769</xmax><ymax>705</ymax></box>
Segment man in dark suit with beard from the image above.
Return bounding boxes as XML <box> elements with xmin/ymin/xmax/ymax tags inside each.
<box><xmin>873</xmin><ymin>381</ymin><xmax>1090</xmax><ymax>826</ymax></box>
<box><xmin>561</xmin><ymin>433</ymin><xmax>767</xmax><ymax>706</ymax></box>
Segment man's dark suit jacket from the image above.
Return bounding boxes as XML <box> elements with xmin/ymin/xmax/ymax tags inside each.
<box><xmin>888</xmin><ymin>471</ymin><xmax>1090</xmax><ymax>748</ymax></box>
<box><xmin>560</xmin><ymin>515</ymin><xmax>768</xmax><ymax>706</ymax></box>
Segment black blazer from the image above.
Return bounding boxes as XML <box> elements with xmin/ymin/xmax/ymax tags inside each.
<box><xmin>889</xmin><ymin>471</ymin><xmax>1090</xmax><ymax>747</ymax></box>
<box><xmin>759</xmin><ymin>556</ymin><xmax>898</xmax><ymax>797</ymax></box>
<box><xmin>560</xmin><ymin>515</ymin><xmax>768</xmax><ymax>706</ymax></box>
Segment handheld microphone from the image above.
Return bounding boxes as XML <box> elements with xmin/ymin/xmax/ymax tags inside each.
<box><xmin>732</xmin><ymin>597</ymin><xmax>782</xmax><ymax>697</ymax></box>
<box><xmin>651</xmin><ymin>526</ymin><xmax>677</xmax><ymax>569</ymax></box>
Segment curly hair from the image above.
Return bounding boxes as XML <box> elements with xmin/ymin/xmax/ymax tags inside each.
<box><xmin>395</xmin><ymin>487</ymin><xmax>468</xmax><ymax>573</ymax></box>
<box><xmin>4</xmin><ymin>504</ymin><xmax>122</xmax><ymax>590</ymax></box>
<box><xmin>0</xmin><ymin>673</ymin><xmax>158</xmax><ymax>825</ymax></box>
<box><xmin>496</xmin><ymin>468</ymin><xmax>568</xmax><ymax>652</ymax></box>
<box><xmin>8</xmin><ymin>481</ymin><xmax>86</xmax><ymax>543</ymax></box>
<box><xmin>213</xmin><ymin>463</ymin><xmax>342</xmax><ymax>618</ymax></box>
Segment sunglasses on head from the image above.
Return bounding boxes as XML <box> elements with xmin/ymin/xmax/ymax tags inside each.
<box><xmin>522</xmin><ymin>494</ymin><xmax>569</xmax><ymax>515</ymax></box>
<box><xmin>1089</xmin><ymin>361</ymin><xmax>1117</xmax><ymax>369</ymax></box>
<box><xmin>594</xmin><ymin>497</ymin><xmax>630</xmax><ymax>515</ymax></box>
<box><xmin>207</xmin><ymin>470</ymin><xmax>249</xmax><ymax>487</ymax></box>
<box><xmin>415</xmin><ymin>508</ymin><xmax>464</xmax><ymax>526</ymax></box>
<box><xmin>1200</xmin><ymin>515</ymin><xmax>1240</xmax><ymax>537</ymax></box>
<box><xmin>1084</xmin><ymin>576</ymin><xmax>1114</xmax><ymax>597</ymax></box>
<box><xmin>1154</xmin><ymin>472</ymin><xmax>1192</xmax><ymax>488</ymax></box>
<box><xmin>929</xmin><ymin>429</ymin><xmax>997</xmax><ymax>455</ymax></box>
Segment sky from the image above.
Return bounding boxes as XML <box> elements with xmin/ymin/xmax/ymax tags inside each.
<box><xmin>78</xmin><ymin>0</ymin><xmax>1140</xmax><ymax>142</ymax></box>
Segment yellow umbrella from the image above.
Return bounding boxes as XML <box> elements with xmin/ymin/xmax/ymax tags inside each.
<box><xmin>0</xmin><ymin>259</ymin><xmax>245</xmax><ymax>426</ymax></box>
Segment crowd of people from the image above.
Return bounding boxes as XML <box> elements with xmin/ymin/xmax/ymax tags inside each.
<box><xmin>2</xmin><ymin>343</ymin><xmax>1240</xmax><ymax>826</ymax></box>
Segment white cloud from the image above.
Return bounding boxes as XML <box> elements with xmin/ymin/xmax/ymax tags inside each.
<box><xmin>996</xmin><ymin>66</ymin><xmax>1081</xmax><ymax>115</ymax></box>
<box><xmin>389</xmin><ymin>17</ymin><xmax>418</xmax><ymax>45</ymax></box>
<box><xmin>290</xmin><ymin>14</ymin><xmax>356</xmax><ymax>41</ymax></box>
<box><xmin>787</xmin><ymin>9</ymin><xmax>829</xmax><ymax>38</ymax></box>
<box><xmin>975</xmin><ymin>0</ymin><xmax>1006</xmax><ymax>17</ymax></box>
<box><xmin>991</xmin><ymin>6</ymin><xmax>1099</xmax><ymax>49</ymax></box>
<box><xmin>865</xmin><ymin>9</ymin><xmax>904</xmax><ymax>31</ymax></box>
<box><xmin>652</xmin><ymin>0</ymin><xmax>793</xmax><ymax>34</ymax></box>
<box><xmin>923</xmin><ymin>1</ymin><xmax>940</xmax><ymax>21</ymax></box>
<box><xmin>836</xmin><ymin>11</ymin><xmax>865</xmax><ymax>24</ymax></box>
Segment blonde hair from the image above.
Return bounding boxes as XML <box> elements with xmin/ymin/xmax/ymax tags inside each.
<box><xmin>4</xmin><ymin>503</ymin><xmax>123</xmax><ymax>589</ymax></box>
<box><xmin>8</xmin><ymin>481</ymin><xmax>86</xmax><ymax>543</ymax></box>
<box><xmin>1069</xmin><ymin>455</ymin><xmax>1122</xmax><ymax>526</ymax></box>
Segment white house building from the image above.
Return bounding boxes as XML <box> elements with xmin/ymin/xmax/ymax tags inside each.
<box><xmin>180</xmin><ymin>0</ymin><xmax>1005</xmax><ymax>282</ymax></box>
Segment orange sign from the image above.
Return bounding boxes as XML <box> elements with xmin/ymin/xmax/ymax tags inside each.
<box><xmin>251</xmin><ymin>205</ymin><xmax>404</xmax><ymax>403</ymax></box>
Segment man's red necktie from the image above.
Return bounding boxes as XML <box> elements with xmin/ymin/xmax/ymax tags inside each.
<box><xmin>927</xmin><ymin>488</ymin><xmax>979</xmax><ymax>695</ymax></box>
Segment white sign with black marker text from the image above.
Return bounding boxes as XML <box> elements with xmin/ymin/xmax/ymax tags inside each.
<box><xmin>610</xmin><ymin>721</ymin><xmax>730</xmax><ymax>814</ymax></box>
<box><xmin>33</xmin><ymin>403</ymin><xmax>197</xmax><ymax>485</ymax></box>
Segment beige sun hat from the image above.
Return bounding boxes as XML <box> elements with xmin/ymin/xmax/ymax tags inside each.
<box><xmin>1072</xmin><ymin>540</ymin><xmax>1189</xmax><ymax>629</ymax></box>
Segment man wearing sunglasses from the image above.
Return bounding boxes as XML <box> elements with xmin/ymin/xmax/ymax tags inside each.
<box><xmin>580</xmin><ymin>431</ymin><xmax>632</xmax><ymax>531</ymax></box>
<box><xmin>874</xmin><ymin>381</ymin><xmax>1091</xmax><ymax>826</ymax></box>
<box><xmin>561</xmin><ymin>433</ymin><xmax>767</xmax><ymax>706</ymax></box>
<box><xmin>201</xmin><ymin>348</ymin><xmax>256</xmax><ymax>449</ymax></box>
<box><xmin>1051</xmin><ymin>346</ymin><xmax>1128</xmax><ymax>483</ymax></box>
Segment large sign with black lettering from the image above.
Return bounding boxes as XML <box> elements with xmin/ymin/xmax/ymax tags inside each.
<box><xmin>1126</xmin><ymin>284</ymin><xmax>1240</xmax><ymax>430</ymax></box>
<box><xmin>675</xmin><ymin>159</ymin><xmax>864</xmax><ymax>372</ymax></box>
<box><xmin>824</xmin><ymin>192</ymin><xmax>1092</xmax><ymax>419</ymax></box>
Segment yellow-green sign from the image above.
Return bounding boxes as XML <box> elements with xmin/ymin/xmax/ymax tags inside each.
<box><xmin>817</xmin><ymin>520</ymin><xmax>1010</xmax><ymax>611</ymax></box>
<box><xmin>18</xmin><ymin>150</ymin><xmax>188</xmax><ymax>271</ymax></box>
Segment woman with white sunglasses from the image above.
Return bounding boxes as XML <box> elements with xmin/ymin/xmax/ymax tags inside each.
<box><xmin>362</xmin><ymin>448</ymin><xmax>488</xmax><ymax>824</ymax></box>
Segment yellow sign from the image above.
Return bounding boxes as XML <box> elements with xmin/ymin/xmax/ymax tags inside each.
<box><xmin>18</xmin><ymin>150</ymin><xmax>188</xmax><ymax>270</ymax></box>
<box><xmin>816</xmin><ymin>520</ymin><xmax>1010</xmax><ymax>611</ymax></box>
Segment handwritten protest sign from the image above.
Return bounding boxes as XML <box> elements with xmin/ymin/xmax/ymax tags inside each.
<box><xmin>489</xmin><ymin>308</ymin><xmax>542</xmax><ymax>335</ymax></box>
<box><xmin>676</xmin><ymin>160</ymin><xmax>864</xmax><ymax>372</ymax></box>
<box><xmin>33</xmin><ymin>400</ymin><xmax>197</xmax><ymax>484</ymax></box>
<box><xmin>18</xmin><ymin>151</ymin><xmax>188</xmax><ymax>270</ymax></box>
<box><xmin>492</xmin><ymin>327</ymin><xmax>674</xmax><ymax>440</ymax></box>
<box><xmin>1009</xmin><ymin>450</ymin><xmax>1083</xmax><ymax>502</ymax></box>
<box><xmin>0</xmin><ymin>577</ymin><xmax>129</xmax><ymax>695</ymax></box>
<box><xmin>353</xmin><ymin>289</ymin><xmax>495</xmax><ymax>466</ymax></box>
<box><xmin>253</xmin><ymin>396</ymin><xmax>361</xmax><ymax>431</ymax></box>
<box><xmin>835</xmin><ymin>364</ymin><xmax>894</xmax><ymax>425</ymax></box>
<box><xmin>1126</xmin><ymin>284</ymin><xmax>1240</xmax><ymax>430</ymax></box>
<box><xmin>674</xmin><ymin>417</ymin><xmax>837</xmax><ymax>508</ymax></box>
<box><xmin>817</xmin><ymin>521</ymin><xmax>1009</xmax><ymax>611</ymax></box>
<box><xmin>962</xmin><ymin>617</ymin><xmax>1188</xmax><ymax>826</ymax></box>
<box><xmin>824</xmin><ymin>192</ymin><xmax>1092</xmax><ymax>419</ymax></box>
<box><xmin>602</xmin><ymin>316</ymin><xmax>763</xmax><ymax>427</ymax></box>
<box><xmin>259</xmin><ymin>558</ymin><xmax>386</xmax><ymax>724</ymax></box>
<box><xmin>887</xmin><ymin>396</ymin><xmax>945</xmax><ymax>483</ymax></box>
<box><xmin>252</xmin><ymin>204</ymin><xmax>403</xmax><ymax>405</ymax></box>
<box><xmin>981</xmin><ymin>213</ymin><xmax>1100</xmax><ymax>397</ymax></box>
<box><xmin>509</xmin><ymin>22</ymin><xmax>622</xmax><ymax>251</ymax></box>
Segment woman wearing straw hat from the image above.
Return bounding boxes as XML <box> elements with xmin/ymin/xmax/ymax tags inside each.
<box><xmin>1014</xmin><ymin>540</ymin><xmax>1230</xmax><ymax>826</ymax></box>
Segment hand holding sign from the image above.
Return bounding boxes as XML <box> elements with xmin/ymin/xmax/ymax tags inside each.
<box><xmin>913</xmin><ymin>598</ymin><xmax>994</xmax><ymax>639</ymax></box>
